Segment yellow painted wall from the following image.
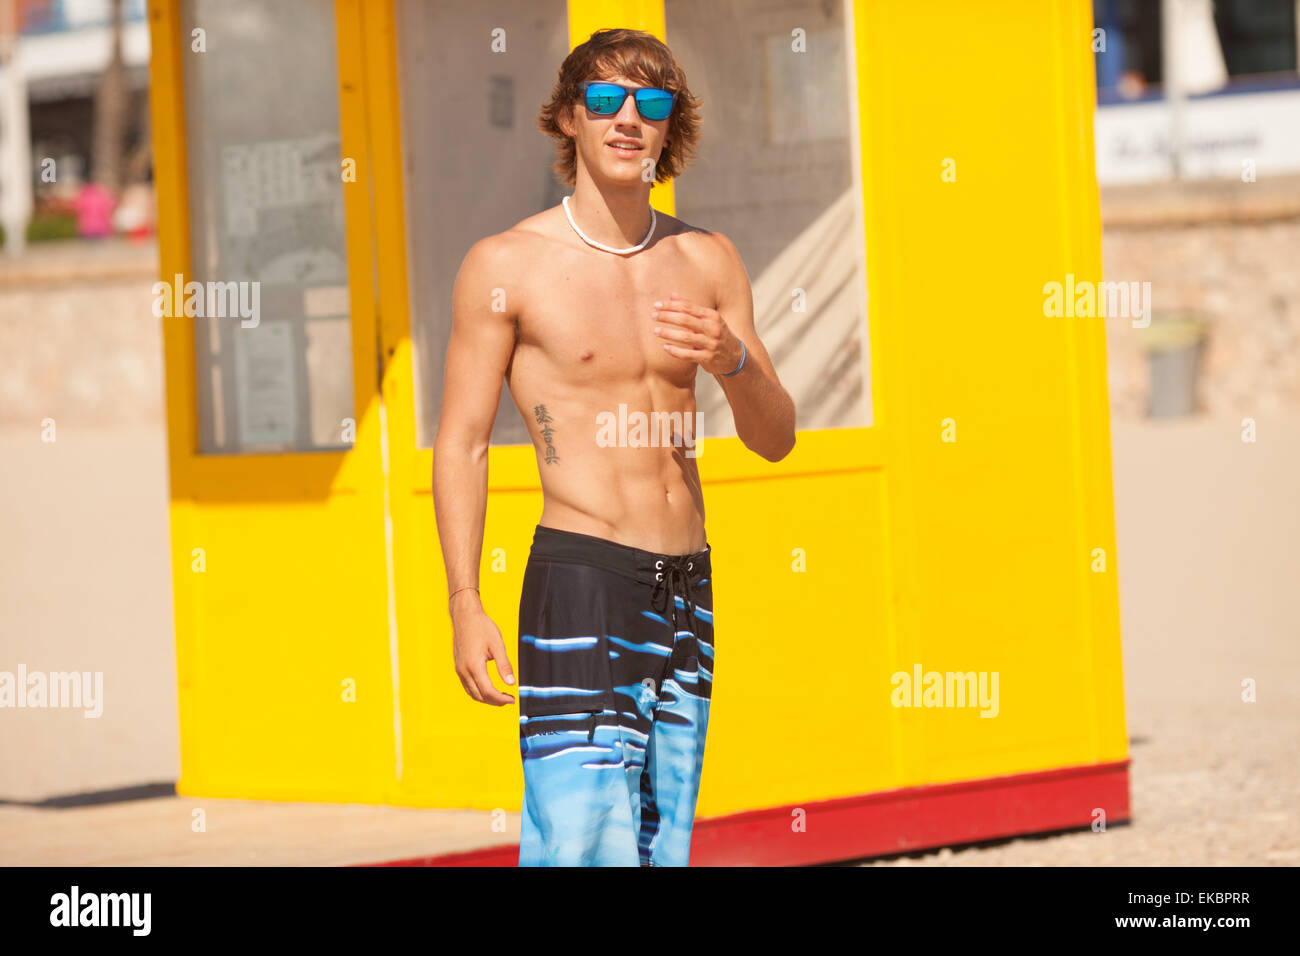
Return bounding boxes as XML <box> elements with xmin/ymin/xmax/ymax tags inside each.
<box><xmin>153</xmin><ymin>0</ymin><xmax>1126</xmax><ymax>817</ymax></box>
<box><xmin>850</xmin><ymin>0</ymin><xmax>1127</xmax><ymax>795</ymax></box>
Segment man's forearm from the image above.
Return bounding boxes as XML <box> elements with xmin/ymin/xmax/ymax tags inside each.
<box><xmin>432</xmin><ymin>437</ymin><xmax>490</xmax><ymax>613</ymax></box>
<box><xmin>714</xmin><ymin>352</ymin><xmax>796</xmax><ymax>462</ymax></box>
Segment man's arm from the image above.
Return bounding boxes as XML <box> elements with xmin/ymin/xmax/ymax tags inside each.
<box><xmin>432</xmin><ymin>235</ymin><xmax>518</xmax><ymax>705</ymax></box>
<box><xmin>654</xmin><ymin>233</ymin><xmax>797</xmax><ymax>461</ymax></box>
<box><xmin>709</xmin><ymin>233</ymin><xmax>796</xmax><ymax>460</ymax></box>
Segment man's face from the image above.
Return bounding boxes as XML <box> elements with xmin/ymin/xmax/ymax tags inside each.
<box><xmin>562</xmin><ymin>73</ymin><xmax>670</xmax><ymax>187</ymax></box>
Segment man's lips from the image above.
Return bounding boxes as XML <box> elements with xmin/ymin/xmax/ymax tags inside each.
<box><xmin>607</xmin><ymin>141</ymin><xmax>642</xmax><ymax>156</ymax></box>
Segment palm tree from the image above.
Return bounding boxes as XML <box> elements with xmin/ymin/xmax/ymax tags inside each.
<box><xmin>92</xmin><ymin>0</ymin><xmax>127</xmax><ymax>195</ymax></box>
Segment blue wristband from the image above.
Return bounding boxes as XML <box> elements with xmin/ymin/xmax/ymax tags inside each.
<box><xmin>722</xmin><ymin>340</ymin><xmax>747</xmax><ymax>377</ymax></box>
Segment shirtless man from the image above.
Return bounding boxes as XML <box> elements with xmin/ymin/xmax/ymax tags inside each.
<box><xmin>432</xmin><ymin>27</ymin><xmax>795</xmax><ymax>867</ymax></box>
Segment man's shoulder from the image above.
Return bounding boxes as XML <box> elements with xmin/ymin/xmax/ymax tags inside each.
<box><xmin>660</xmin><ymin>213</ymin><xmax>744</xmax><ymax>270</ymax></box>
<box><xmin>463</xmin><ymin>207</ymin><xmax>564</xmax><ymax>266</ymax></box>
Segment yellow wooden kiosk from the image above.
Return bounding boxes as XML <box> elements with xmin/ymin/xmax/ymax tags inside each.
<box><xmin>148</xmin><ymin>0</ymin><xmax>1128</xmax><ymax>865</ymax></box>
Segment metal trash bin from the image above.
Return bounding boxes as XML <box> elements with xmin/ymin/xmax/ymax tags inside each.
<box><xmin>1144</xmin><ymin>315</ymin><xmax>1208</xmax><ymax>419</ymax></box>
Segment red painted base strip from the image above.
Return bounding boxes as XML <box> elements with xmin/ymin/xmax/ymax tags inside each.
<box><xmin>356</xmin><ymin>759</ymin><xmax>1130</xmax><ymax>867</ymax></box>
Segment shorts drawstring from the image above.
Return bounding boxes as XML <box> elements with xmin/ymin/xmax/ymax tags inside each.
<box><xmin>650</xmin><ymin>556</ymin><xmax>696</xmax><ymax>693</ymax></box>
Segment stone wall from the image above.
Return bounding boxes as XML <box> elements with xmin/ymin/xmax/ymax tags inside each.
<box><xmin>0</xmin><ymin>238</ymin><xmax>162</xmax><ymax>427</ymax></box>
<box><xmin>1100</xmin><ymin>175</ymin><xmax>1300</xmax><ymax>420</ymax></box>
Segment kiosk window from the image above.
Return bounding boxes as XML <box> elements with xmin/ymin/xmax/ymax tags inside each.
<box><xmin>667</xmin><ymin>0</ymin><xmax>873</xmax><ymax>432</ymax></box>
<box><xmin>397</xmin><ymin>0</ymin><xmax>571</xmax><ymax>449</ymax></box>
<box><xmin>181</xmin><ymin>0</ymin><xmax>355</xmax><ymax>454</ymax></box>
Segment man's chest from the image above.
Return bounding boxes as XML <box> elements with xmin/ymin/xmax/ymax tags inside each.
<box><xmin>516</xmin><ymin>247</ymin><xmax>716</xmax><ymax>386</ymax></box>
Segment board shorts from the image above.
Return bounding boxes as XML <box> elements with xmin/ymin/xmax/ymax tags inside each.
<box><xmin>516</xmin><ymin>523</ymin><xmax>715</xmax><ymax>867</ymax></box>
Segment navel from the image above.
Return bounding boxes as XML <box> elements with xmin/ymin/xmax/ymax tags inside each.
<box><xmin>579</xmin><ymin>349</ymin><xmax>594</xmax><ymax>361</ymax></box>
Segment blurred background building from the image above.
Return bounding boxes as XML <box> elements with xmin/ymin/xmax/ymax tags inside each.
<box><xmin>1093</xmin><ymin>0</ymin><xmax>1300</xmax><ymax>418</ymax></box>
<box><xmin>2</xmin><ymin>0</ymin><xmax>152</xmax><ymax>250</ymax></box>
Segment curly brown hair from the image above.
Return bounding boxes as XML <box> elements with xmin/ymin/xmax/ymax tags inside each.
<box><xmin>537</xmin><ymin>28</ymin><xmax>701</xmax><ymax>188</ymax></box>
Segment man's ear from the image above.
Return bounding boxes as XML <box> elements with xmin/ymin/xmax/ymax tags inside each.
<box><xmin>557</xmin><ymin>103</ymin><xmax>576</xmax><ymax>138</ymax></box>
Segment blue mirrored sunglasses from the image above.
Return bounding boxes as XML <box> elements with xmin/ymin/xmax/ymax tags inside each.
<box><xmin>578</xmin><ymin>81</ymin><xmax>676</xmax><ymax>121</ymax></box>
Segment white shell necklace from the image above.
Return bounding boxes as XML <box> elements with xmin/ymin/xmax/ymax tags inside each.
<box><xmin>562</xmin><ymin>195</ymin><xmax>656</xmax><ymax>255</ymax></box>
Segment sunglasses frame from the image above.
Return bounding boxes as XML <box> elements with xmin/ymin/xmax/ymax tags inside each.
<box><xmin>577</xmin><ymin>81</ymin><xmax>677</xmax><ymax>122</ymax></box>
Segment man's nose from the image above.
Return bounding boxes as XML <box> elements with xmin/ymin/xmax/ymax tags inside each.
<box><xmin>614</xmin><ymin>93</ymin><xmax>641</xmax><ymax>126</ymax></box>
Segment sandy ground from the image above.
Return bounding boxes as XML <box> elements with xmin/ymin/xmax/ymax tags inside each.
<box><xmin>0</xmin><ymin>795</ymin><xmax>514</xmax><ymax>866</ymax></box>
<box><xmin>0</xmin><ymin>425</ymin><xmax>177</xmax><ymax>799</ymax></box>
<box><xmin>1</xmin><ymin>415</ymin><xmax>1296</xmax><ymax>864</ymax></box>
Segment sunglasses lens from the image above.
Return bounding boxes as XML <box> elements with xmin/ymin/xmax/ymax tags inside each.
<box><xmin>636</xmin><ymin>88</ymin><xmax>674</xmax><ymax>121</ymax></box>
<box><xmin>584</xmin><ymin>82</ymin><xmax>625</xmax><ymax>114</ymax></box>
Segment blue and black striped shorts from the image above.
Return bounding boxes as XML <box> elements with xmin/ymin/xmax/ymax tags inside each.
<box><xmin>517</xmin><ymin>523</ymin><xmax>714</xmax><ymax>867</ymax></box>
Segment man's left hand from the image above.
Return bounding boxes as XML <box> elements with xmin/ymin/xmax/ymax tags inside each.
<box><xmin>652</xmin><ymin>292</ymin><xmax>744</xmax><ymax>377</ymax></box>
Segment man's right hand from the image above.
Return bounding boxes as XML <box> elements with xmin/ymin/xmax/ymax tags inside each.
<box><xmin>451</xmin><ymin>598</ymin><xmax>516</xmax><ymax>705</ymax></box>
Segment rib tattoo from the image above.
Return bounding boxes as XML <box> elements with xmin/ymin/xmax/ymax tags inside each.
<box><xmin>533</xmin><ymin>404</ymin><xmax>560</xmax><ymax>464</ymax></box>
